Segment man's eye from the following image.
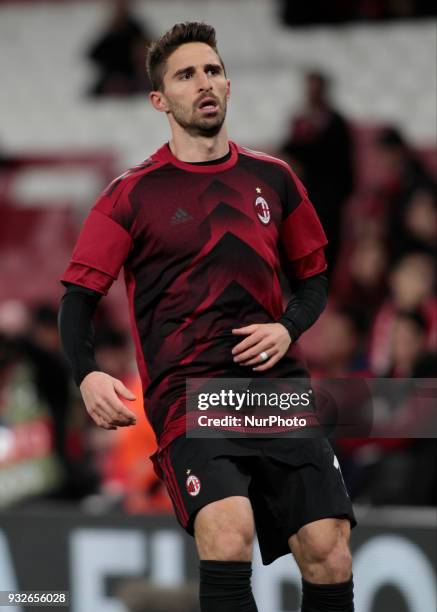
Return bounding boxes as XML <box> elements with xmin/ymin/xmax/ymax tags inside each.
<box><xmin>207</xmin><ymin>68</ymin><xmax>219</xmax><ymax>75</ymax></box>
<box><xmin>181</xmin><ymin>73</ymin><xmax>192</xmax><ymax>80</ymax></box>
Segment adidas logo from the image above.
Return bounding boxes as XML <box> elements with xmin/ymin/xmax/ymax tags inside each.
<box><xmin>171</xmin><ymin>208</ymin><xmax>193</xmax><ymax>225</ymax></box>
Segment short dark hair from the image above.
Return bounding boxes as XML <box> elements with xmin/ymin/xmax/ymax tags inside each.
<box><xmin>146</xmin><ymin>21</ymin><xmax>225</xmax><ymax>91</ymax></box>
<box><xmin>377</xmin><ymin>126</ymin><xmax>406</xmax><ymax>150</ymax></box>
<box><xmin>306</xmin><ymin>70</ymin><xmax>329</xmax><ymax>88</ymax></box>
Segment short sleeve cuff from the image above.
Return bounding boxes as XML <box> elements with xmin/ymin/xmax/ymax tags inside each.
<box><xmin>281</xmin><ymin>198</ymin><xmax>328</xmax><ymax>261</ymax></box>
<box><xmin>61</xmin><ymin>263</ymin><xmax>114</xmax><ymax>295</ymax></box>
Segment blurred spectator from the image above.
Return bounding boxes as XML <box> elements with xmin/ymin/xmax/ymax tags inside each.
<box><xmin>25</xmin><ymin>304</ymin><xmax>72</xmax><ymax>458</ymax></box>
<box><xmin>95</xmin><ymin>325</ymin><xmax>134</xmax><ymax>380</ymax></box>
<box><xmin>311</xmin><ymin>308</ymin><xmax>370</xmax><ymax>376</ymax></box>
<box><xmin>87</xmin><ymin>0</ymin><xmax>152</xmax><ymax>96</ymax></box>
<box><xmin>333</xmin><ymin>233</ymin><xmax>389</xmax><ymax>326</ymax></box>
<box><xmin>280</xmin><ymin>0</ymin><xmax>354</xmax><ymax>26</ymax></box>
<box><xmin>85</xmin><ymin>325</ymin><xmax>171</xmax><ymax>514</ymax></box>
<box><xmin>279</xmin><ymin>0</ymin><xmax>435</xmax><ymax>26</ymax></box>
<box><xmin>23</xmin><ymin>304</ymin><xmax>100</xmax><ymax>501</ymax></box>
<box><xmin>0</xmin><ymin>139</ymin><xmax>12</xmax><ymax>173</ymax></box>
<box><xmin>383</xmin><ymin>310</ymin><xmax>428</xmax><ymax>377</ymax></box>
<box><xmin>0</xmin><ymin>300</ymin><xmax>100</xmax><ymax>505</ymax></box>
<box><xmin>281</xmin><ymin>70</ymin><xmax>354</xmax><ymax>271</ymax></box>
<box><xmin>0</xmin><ymin>301</ymin><xmax>172</xmax><ymax>513</ymax></box>
<box><xmin>0</xmin><ymin>298</ymin><xmax>170</xmax><ymax>512</ymax></box>
<box><xmin>373</xmin><ymin>127</ymin><xmax>435</xmax><ymax>259</ymax></box>
<box><xmin>336</xmin><ymin>347</ymin><xmax>437</xmax><ymax>506</ymax></box>
<box><xmin>348</xmin><ymin>338</ymin><xmax>437</xmax><ymax>505</ymax></box>
<box><xmin>28</xmin><ymin>303</ymin><xmax>101</xmax><ymax>498</ymax></box>
<box><xmin>394</xmin><ymin>187</ymin><xmax>437</xmax><ymax>260</ymax></box>
<box><xmin>0</xmin><ymin>301</ymin><xmax>71</xmax><ymax>451</ymax></box>
<box><xmin>355</xmin><ymin>0</ymin><xmax>435</xmax><ymax>20</ymax></box>
<box><xmin>369</xmin><ymin>251</ymin><xmax>437</xmax><ymax>374</ymax></box>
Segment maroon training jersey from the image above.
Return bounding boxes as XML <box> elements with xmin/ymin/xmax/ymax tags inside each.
<box><xmin>62</xmin><ymin>141</ymin><xmax>328</xmax><ymax>451</ymax></box>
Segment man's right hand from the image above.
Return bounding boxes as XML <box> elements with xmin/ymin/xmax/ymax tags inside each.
<box><xmin>79</xmin><ymin>371</ymin><xmax>137</xmax><ymax>430</ymax></box>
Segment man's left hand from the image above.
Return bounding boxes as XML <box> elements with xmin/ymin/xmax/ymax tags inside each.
<box><xmin>231</xmin><ymin>323</ymin><xmax>292</xmax><ymax>371</ymax></box>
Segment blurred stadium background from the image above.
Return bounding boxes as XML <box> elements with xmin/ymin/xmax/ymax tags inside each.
<box><xmin>0</xmin><ymin>1</ymin><xmax>436</xmax><ymax>611</ymax></box>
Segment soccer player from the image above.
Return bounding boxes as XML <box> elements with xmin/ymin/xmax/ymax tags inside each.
<box><xmin>59</xmin><ymin>22</ymin><xmax>356</xmax><ymax>612</ymax></box>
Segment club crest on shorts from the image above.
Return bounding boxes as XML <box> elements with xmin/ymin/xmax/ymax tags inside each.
<box><xmin>254</xmin><ymin>195</ymin><xmax>271</xmax><ymax>225</ymax></box>
<box><xmin>186</xmin><ymin>473</ymin><xmax>201</xmax><ymax>496</ymax></box>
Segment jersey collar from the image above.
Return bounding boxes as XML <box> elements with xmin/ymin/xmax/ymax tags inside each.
<box><xmin>154</xmin><ymin>141</ymin><xmax>239</xmax><ymax>173</ymax></box>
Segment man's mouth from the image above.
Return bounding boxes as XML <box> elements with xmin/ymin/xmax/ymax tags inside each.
<box><xmin>197</xmin><ymin>97</ymin><xmax>220</xmax><ymax>113</ymax></box>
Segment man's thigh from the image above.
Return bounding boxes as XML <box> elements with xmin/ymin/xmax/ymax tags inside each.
<box><xmin>158</xmin><ymin>437</ymin><xmax>254</xmax><ymax>536</ymax></box>
<box><xmin>194</xmin><ymin>496</ymin><xmax>255</xmax><ymax>560</ymax></box>
<box><xmin>248</xmin><ymin>438</ymin><xmax>356</xmax><ymax>565</ymax></box>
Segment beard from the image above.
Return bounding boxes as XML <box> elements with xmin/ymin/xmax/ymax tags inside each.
<box><xmin>168</xmin><ymin>96</ymin><xmax>227</xmax><ymax>137</ymax></box>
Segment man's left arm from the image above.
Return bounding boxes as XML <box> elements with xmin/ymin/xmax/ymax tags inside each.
<box><xmin>232</xmin><ymin>268</ymin><xmax>328</xmax><ymax>372</ymax></box>
<box><xmin>232</xmin><ymin>162</ymin><xmax>329</xmax><ymax>371</ymax></box>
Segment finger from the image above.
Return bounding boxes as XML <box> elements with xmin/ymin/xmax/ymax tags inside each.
<box><xmin>234</xmin><ymin>339</ymin><xmax>275</xmax><ymax>364</ymax></box>
<box><xmin>232</xmin><ymin>324</ymin><xmax>259</xmax><ymax>335</ymax></box>
<box><xmin>242</xmin><ymin>346</ymin><xmax>278</xmax><ymax>366</ymax></box>
<box><xmin>101</xmin><ymin>411</ymin><xmax>131</xmax><ymax>428</ymax></box>
<box><xmin>87</xmin><ymin>400</ymin><xmax>113</xmax><ymax>424</ymax></box>
<box><xmin>252</xmin><ymin>353</ymin><xmax>281</xmax><ymax>372</ymax></box>
<box><xmin>113</xmin><ymin>379</ymin><xmax>137</xmax><ymax>401</ymax></box>
<box><xmin>232</xmin><ymin>332</ymin><xmax>263</xmax><ymax>356</ymax></box>
<box><xmin>106</xmin><ymin>417</ymin><xmax>131</xmax><ymax>428</ymax></box>
<box><xmin>92</xmin><ymin>412</ymin><xmax>117</xmax><ymax>430</ymax></box>
<box><xmin>104</xmin><ymin>395</ymin><xmax>137</xmax><ymax>424</ymax></box>
<box><xmin>104</xmin><ymin>390</ymin><xmax>137</xmax><ymax>418</ymax></box>
<box><xmin>89</xmin><ymin>399</ymin><xmax>130</xmax><ymax>428</ymax></box>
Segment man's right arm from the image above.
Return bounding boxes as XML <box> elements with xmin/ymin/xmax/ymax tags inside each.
<box><xmin>59</xmin><ymin>176</ymin><xmax>138</xmax><ymax>429</ymax></box>
<box><xmin>58</xmin><ymin>283</ymin><xmax>137</xmax><ymax>430</ymax></box>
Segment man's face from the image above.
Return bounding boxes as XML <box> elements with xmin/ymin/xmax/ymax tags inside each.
<box><xmin>154</xmin><ymin>42</ymin><xmax>229</xmax><ymax>137</ymax></box>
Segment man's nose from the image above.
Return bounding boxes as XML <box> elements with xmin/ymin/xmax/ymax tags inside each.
<box><xmin>196</xmin><ymin>71</ymin><xmax>212</xmax><ymax>91</ymax></box>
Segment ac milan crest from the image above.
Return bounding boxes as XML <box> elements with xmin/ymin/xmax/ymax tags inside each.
<box><xmin>186</xmin><ymin>474</ymin><xmax>201</xmax><ymax>496</ymax></box>
<box><xmin>254</xmin><ymin>196</ymin><xmax>271</xmax><ymax>225</ymax></box>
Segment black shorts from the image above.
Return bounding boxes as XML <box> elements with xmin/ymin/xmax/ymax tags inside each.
<box><xmin>158</xmin><ymin>436</ymin><xmax>357</xmax><ymax>565</ymax></box>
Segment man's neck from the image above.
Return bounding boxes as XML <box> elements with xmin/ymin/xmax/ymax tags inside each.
<box><xmin>168</xmin><ymin>124</ymin><xmax>230</xmax><ymax>163</ymax></box>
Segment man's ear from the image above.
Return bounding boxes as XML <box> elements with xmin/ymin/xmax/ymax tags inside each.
<box><xmin>226</xmin><ymin>79</ymin><xmax>231</xmax><ymax>99</ymax></box>
<box><xmin>149</xmin><ymin>90</ymin><xmax>169</xmax><ymax>113</ymax></box>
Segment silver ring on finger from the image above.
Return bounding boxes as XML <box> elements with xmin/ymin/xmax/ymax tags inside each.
<box><xmin>259</xmin><ymin>351</ymin><xmax>269</xmax><ymax>362</ymax></box>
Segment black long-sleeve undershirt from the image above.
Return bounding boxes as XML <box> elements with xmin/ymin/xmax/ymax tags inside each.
<box><xmin>58</xmin><ymin>272</ymin><xmax>327</xmax><ymax>386</ymax></box>
<box><xmin>278</xmin><ymin>272</ymin><xmax>328</xmax><ymax>342</ymax></box>
<box><xmin>58</xmin><ymin>284</ymin><xmax>102</xmax><ymax>386</ymax></box>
